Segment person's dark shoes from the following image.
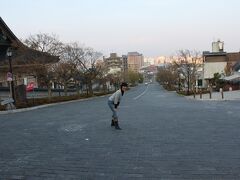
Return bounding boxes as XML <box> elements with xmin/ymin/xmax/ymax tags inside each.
<box><xmin>111</xmin><ymin>119</ymin><xmax>115</xmax><ymax>127</ymax></box>
<box><xmin>115</xmin><ymin>121</ymin><xmax>122</xmax><ymax>130</ymax></box>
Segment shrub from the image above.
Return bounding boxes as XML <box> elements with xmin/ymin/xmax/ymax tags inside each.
<box><xmin>0</xmin><ymin>105</ymin><xmax>5</xmax><ymax>111</ymax></box>
<box><xmin>12</xmin><ymin>92</ymin><xmax>112</xmax><ymax>110</ymax></box>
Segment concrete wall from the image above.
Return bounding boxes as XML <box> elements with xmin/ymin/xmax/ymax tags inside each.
<box><xmin>204</xmin><ymin>62</ymin><xmax>226</xmax><ymax>79</ymax></box>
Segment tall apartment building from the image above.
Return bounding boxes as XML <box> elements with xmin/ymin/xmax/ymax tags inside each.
<box><xmin>103</xmin><ymin>53</ymin><xmax>130</xmax><ymax>83</ymax></box>
<box><xmin>103</xmin><ymin>53</ymin><xmax>123</xmax><ymax>75</ymax></box>
<box><xmin>122</xmin><ymin>55</ymin><xmax>128</xmax><ymax>81</ymax></box>
<box><xmin>127</xmin><ymin>52</ymin><xmax>144</xmax><ymax>73</ymax></box>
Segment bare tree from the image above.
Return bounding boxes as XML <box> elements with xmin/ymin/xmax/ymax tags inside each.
<box><xmin>24</xmin><ymin>33</ymin><xmax>64</xmax><ymax>98</ymax></box>
<box><xmin>156</xmin><ymin>64</ymin><xmax>178</xmax><ymax>90</ymax></box>
<box><xmin>80</xmin><ymin>48</ymin><xmax>102</xmax><ymax>94</ymax></box>
<box><xmin>54</xmin><ymin>62</ymin><xmax>75</xmax><ymax>96</ymax></box>
<box><xmin>34</xmin><ymin>64</ymin><xmax>55</xmax><ymax>98</ymax></box>
<box><xmin>128</xmin><ymin>70</ymin><xmax>139</xmax><ymax>86</ymax></box>
<box><xmin>224</xmin><ymin>63</ymin><xmax>232</xmax><ymax>76</ymax></box>
<box><xmin>63</xmin><ymin>43</ymin><xmax>102</xmax><ymax>95</ymax></box>
<box><xmin>95</xmin><ymin>61</ymin><xmax>109</xmax><ymax>93</ymax></box>
<box><xmin>24</xmin><ymin>33</ymin><xmax>64</xmax><ymax>56</ymax></box>
<box><xmin>59</xmin><ymin>43</ymin><xmax>84</xmax><ymax>94</ymax></box>
<box><xmin>65</xmin><ymin>43</ymin><xmax>102</xmax><ymax>94</ymax></box>
<box><xmin>173</xmin><ymin>50</ymin><xmax>202</xmax><ymax>94</ymax></box>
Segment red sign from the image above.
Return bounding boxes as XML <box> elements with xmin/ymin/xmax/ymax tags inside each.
<box><xmin>26</xmin><ymin>82</ymin><xmax>34</xmax><ymax>92</ymax></box>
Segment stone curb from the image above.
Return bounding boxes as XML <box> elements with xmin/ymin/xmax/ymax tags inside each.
<box><xmin>186</xmin><ymin>97</ymin><xmax>240</xmax><ymax>101</ymax></box>
<box><xmin>0</xmin><ymin>95</ymin><xmax>109</xmax><ymax>115</ymax></box>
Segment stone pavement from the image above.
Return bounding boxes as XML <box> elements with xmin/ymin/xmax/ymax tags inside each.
<box><xmin>0</xmin><ymin>84</ymin><xmax>240</xmax><ymax>179</ymax></box>
<box><xmin>186</xmin><ymin>90</ymin><xmax>240</xmax><ymax>101</ymax></box>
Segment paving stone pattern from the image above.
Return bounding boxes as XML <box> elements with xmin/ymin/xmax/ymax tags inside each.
<box><xmin>0</xmin><ymin>84</ymin><xmax>240</xmax><ymax>180</ymax></box>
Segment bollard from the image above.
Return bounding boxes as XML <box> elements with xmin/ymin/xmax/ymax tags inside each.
<box><xmin>209</xmin><ymin>86</ymin><xmax>212</xmax><ymax>99</ymax></box>
<box><xmin>220</xmin><ymin>88</ymin><xmax>224</xmax><ymax>99</ymax></box>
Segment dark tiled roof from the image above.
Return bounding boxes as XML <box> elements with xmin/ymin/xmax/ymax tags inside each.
<box><xmin>203</xmin><ymin>51</ymin><xmax>227</xmax><ymax>56</ymax></box>
<box><xmin>0</xmin><ymin>17</ymin><xmax>59</xmax><ymax>65</ymax></box>
<box><xmin>0</xmin><ymin>17</ymin><xmax>23</xmax><ymax>47</ymax></box>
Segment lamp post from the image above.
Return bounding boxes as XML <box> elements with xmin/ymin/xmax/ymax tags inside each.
<box><xmin>6</xmin><ymin>47</ymin><xmax>15</xmax><ymax>103</ymax></box>
<box><xmin>177</xmin><ymin>68</ymin><xmax>181</xmax><ymax>92</ymax></box>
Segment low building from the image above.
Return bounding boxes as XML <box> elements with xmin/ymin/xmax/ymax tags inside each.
<box><xmin>203</xmin><ymin>40</ymin><xmax>227</xmax><ymax>87</ymax></box>
<box><xmin>122</xmin><ymin>55</ymin><xmax>128</xmax><ymax>82</ymax></box>
<box><xmin>203</xmin><ymin>40</ymin><xmax>240</xmax><ymax>89</ymax></box>
<box><xmin>203</xmin><ymin>51</ymin><xmax>227</xmax><ymax>79</ymax></box>
<box><xmin>0</xmin><ymin>17</ymin><xmax>59</xmax><ymax>88</ymax></box>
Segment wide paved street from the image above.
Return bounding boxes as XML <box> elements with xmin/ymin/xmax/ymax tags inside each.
<box><xmin>1</xmin><ymin>83</ymin><xmax>240</xmax><ymax>180</ymax></box>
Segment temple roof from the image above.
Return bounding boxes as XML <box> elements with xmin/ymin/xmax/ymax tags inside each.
<box><xmin>0</xmin><ymin>17</ymin><xmax>23</xmax><ymax>48</ymax></box>
<box><xmin>0</xmin><ymin>17</ymin><xmax>59</xmax><ymax>65</ymax></box>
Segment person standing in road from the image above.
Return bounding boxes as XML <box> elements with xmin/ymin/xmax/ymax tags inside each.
<box><xmin>108</xmin><ymin>82</ymin><xmax>128</xmax><ymax>130</ymax></box>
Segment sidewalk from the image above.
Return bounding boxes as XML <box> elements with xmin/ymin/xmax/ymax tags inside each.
<box><xmin>186</xmin><ymin>90</ymin><xmax>240</xmax><ymax>101</ymax></box>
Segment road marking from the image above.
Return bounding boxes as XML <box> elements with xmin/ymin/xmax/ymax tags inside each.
<box><xmin>133</xmin><ymin>85</ymin><xmax>149</xmax><ymax>100</ymax></box>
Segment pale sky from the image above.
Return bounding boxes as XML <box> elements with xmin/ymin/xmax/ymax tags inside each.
<box><xmin>1</xmin><ymin>0</ymin><xmax>240</xmax><ymax>57</ymax></box>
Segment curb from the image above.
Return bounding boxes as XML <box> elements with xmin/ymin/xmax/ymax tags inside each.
<box><xmin>186</xmin><ymin>97</ymin><xmax>240</xmax><ymax>101</ymax></box>
<box><xmin>0</xmin><ymin>95</ymin><xmax>109</xmax><ymax>115</ymax></box>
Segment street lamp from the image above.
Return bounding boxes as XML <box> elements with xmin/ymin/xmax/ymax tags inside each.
<box><xmin>177</xmin><ymin>68</ymin><xmax>181</xmax><ymax>92</ymax></box>
<box><xmin>6</xmin><ymin>47</ymin><xmax>15</xmax><ymax>103</ymax></box>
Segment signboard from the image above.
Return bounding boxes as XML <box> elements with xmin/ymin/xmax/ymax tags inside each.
<box><xmin>26</xmin><ymin>82</ymin><xmax>35</xmax><ymax>92</ymax></box>
<box><xmin>7</xmin><ymin>72</ymin><xmax>12</xmax><ymax>81</ymax></box>
<box><xmin>1</xmin><ymin>98</ymin><xmax>14</xmax><ymax>105</ymax></box>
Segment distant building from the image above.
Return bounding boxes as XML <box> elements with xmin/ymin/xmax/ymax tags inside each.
<box><xmin>121</xmin><ymin>55</ymin><xmax>128</xmax><ymax>82</ymax></box>
<box><xmin>144</xmin><ymin>57</ymin><xmax>154</xmax><ymax>66</ymax></box>
<box><xmin>103</xmin><ymin>53</ymin><xmax>129</xmax><ymax>86</ymax></box>
<box><xmin>203</xmin><ymin>40</ymin><xmax>227</xmax><ymax>87</ymax></box>
<box><xmin>103</xmin><ymin>53</ymin><xmax>123</xmax><ymax>75</ymax></box>
<box><xmin>154</xmin><ymin>56</ymin><xmax>167</xmax><ymax>65</ymax></box>
<box><xmin>127</xmin><ymin>52</ymin><xmax>144</xmax><ymax>73</ymax></box>
<box><xmin>203</xmin><ymin>40</ymin><xmax>240</xmax><ymax>87</ymax></box>
<box><xmin>140</xmin><ymin>65</ymin><xmax>157</xmax><ymax>74</ymax></box>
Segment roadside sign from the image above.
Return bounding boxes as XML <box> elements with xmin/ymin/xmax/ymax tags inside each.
<box><xmin>7</xmin><ymin>72</ymin><xmax>12</xmax><ymax>81</ymax></box>
<box><xmin>1</xmin><ymin>98</ymin><xmax>14</xmax><ymax>105</ymax></box>
<box><xmin>26</xmin><ymin>82</ymin><xmax>34</xmax><ymax>92</ymax></box>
